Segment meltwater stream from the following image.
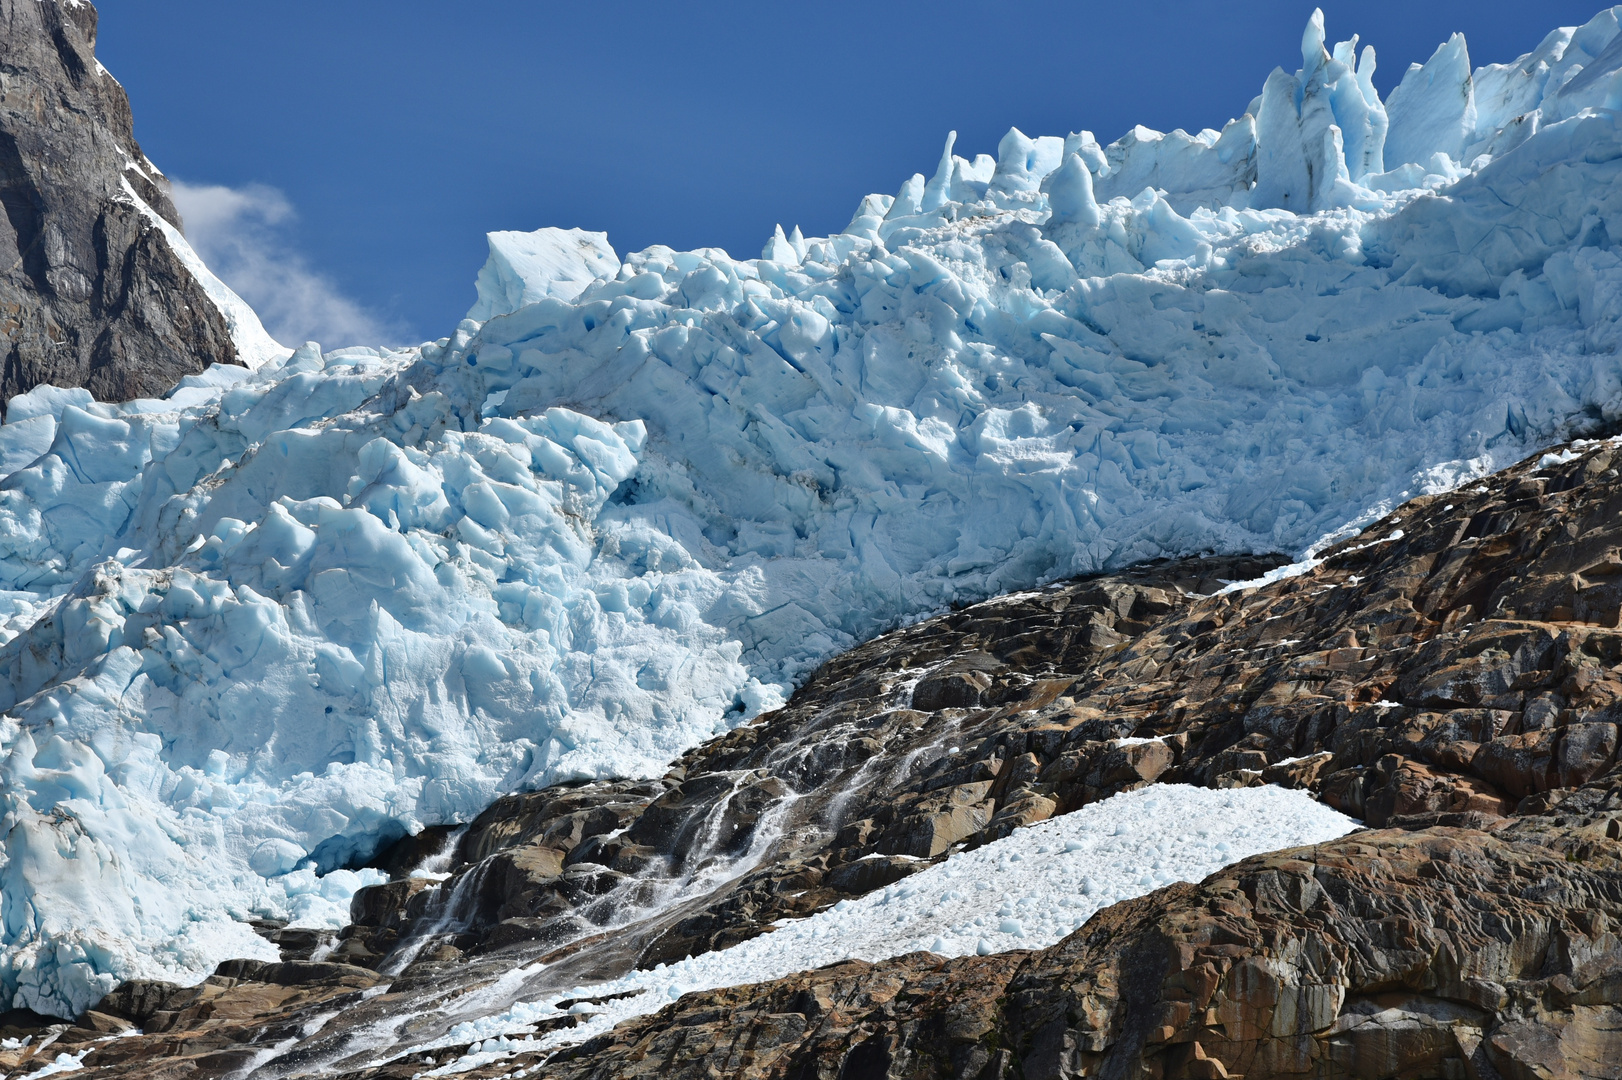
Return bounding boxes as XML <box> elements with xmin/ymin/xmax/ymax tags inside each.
<box><xmin>377</xmin><ymin>786</ymin><xmax>1360</xmax><ymax>1076</ymax></box>
<box><xmin>253</xmin><ymin>685</ymin><xmax>899</xmax><ymax>1074</ymax></box>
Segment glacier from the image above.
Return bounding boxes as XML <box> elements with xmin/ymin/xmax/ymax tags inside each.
<box><xmin>5</xmin><ymin>6</ymin><xmax>1622</xmax><ymax>1017</ymax></box>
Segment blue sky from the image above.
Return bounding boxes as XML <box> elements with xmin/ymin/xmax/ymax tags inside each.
<box><xmin>98</xmin><ymin>1</ymin><xmax>1607</xmax><ymax>347</ymax></box>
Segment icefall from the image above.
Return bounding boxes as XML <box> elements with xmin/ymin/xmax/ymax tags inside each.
<box><xmin>4</xmin><ymin>6</ymin><xmax>1622</xmax><ymax>1015</ymax></box>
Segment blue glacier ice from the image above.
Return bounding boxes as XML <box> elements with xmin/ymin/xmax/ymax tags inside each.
<box><xmin>5</xmin><ymin>6</ymin><xmax>1622</xmax><ymax>1016</ymax></box>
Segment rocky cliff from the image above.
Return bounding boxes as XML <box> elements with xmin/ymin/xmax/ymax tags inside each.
<box><xmin>1</xmin><ymin>0</ymin><xmax>246</xmax><ymax>407</ymax></box>
<box><xmin>8</xmin><ymin>436</ymin><xmax>1622</xmax><ymax>1078</ymax></box>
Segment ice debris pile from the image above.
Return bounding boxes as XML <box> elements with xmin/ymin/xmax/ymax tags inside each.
<box><xmin>4</xmin><ymin>5</ymin><xmax>1622</xmax><ymax>1016</ymax></box>
<box><xmin>412</xmin><ymin>786</ymin><xmax>1358</xmax><ymax>1072</ymax></box>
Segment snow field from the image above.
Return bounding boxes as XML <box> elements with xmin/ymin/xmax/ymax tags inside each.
<box><xmin>409</xmin><ymin>785</ymin><xmax>1358</xmax><ymax>1074</ymax></box>
<box><xmin>1</xmin><ymin>6</ymin><xmax>1622</xmax><ymax>1016</ymax></box>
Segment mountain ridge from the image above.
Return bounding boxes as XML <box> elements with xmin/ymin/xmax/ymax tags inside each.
<box><xmin>0</xmin><ymin>0</ymin><xmax>282</xmax><ymax>409</ymax></box>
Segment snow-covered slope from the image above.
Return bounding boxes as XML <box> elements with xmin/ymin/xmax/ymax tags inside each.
<box><xmin>416</xmin><ymin>786</ymin><xmax>1358</xmax><ymax>1072</ymax></box>
<box><xmin>3</xmin><ymin>7</ymin><xmax>1622</xmax><ymax>1016</ymax></box>
<box><xmin>122</xmin><ymin>177</ymin><xmax>292</xmax><ymax>370</ymax></box>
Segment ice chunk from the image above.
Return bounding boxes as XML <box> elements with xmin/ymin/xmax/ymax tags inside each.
<box><xmin>1251</xmin><ymin>10</ymin><xmax>1383</xmax><ymax>211</ymax></box>
<box><xmin>921</xmin><ymin>130</ymin><xmax>958</xmax><ymax>212</ymax></box>
<box><xmin>467</xmin><ymin>227</ymin><xmax>621</xmax><ymax>321</ymax></box>
<box><xmin>1043</xmin><ymin>153</ymin><xmax>1100</xmax><ymax>227</ymax></box>
<box><xmin>761</xmin><ymin>224</ymin><xmax>800</xmax><ymax>265</ymax></box>
<box><xmin>1328</xmin><ymin>39</ymin><xmax>1389</xmax><ymax>181</ymax></box>
<box><xmin>5</xmin><ymin>385</ymin><xmax>95</xmax><ymax>424</ymax></box>
<box><xmin>1092</xmin><ymin>119</ymin><xmax>1257</xmax><ymax>213</ymax></box>
<box><xmin>989</xmin><ymin>127</ymin><xmax>1065</xmax><ymax>195</ymax></box>
<box><xmin>1384</xmin><ymin>33</ymin><xmax>1477</xmax><ymax>169</ymax></box>
<box><xmin>1555</xmin><ymin>17</ymin><xmax>1622</xmax><ymax>116</ymax></box>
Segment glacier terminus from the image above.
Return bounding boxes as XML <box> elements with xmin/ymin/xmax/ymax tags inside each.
<box><xmin>4</xmin><ymin>6</ymin><xmax>1622</xmax><ymax>1020</ymax></box>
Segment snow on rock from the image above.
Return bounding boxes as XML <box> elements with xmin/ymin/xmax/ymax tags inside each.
<box><xmin>17</xmin><ymin>1047</ymin><xmax>92</xmax><ymax>1079</ymax></box>
<box><xmin>414</xmin><ymin>786</ymin><xmax>1358</xmax><ymax>1070</ymax></box>
<box><xmin>121</xmin><ymin>178</ymin><xmax>291</xmax><ymax>370</ymax></box>
<box><xmin>3</xmin><ymin>7</ymin><xmax>1622</xmax><ymax>1015</ymax></box>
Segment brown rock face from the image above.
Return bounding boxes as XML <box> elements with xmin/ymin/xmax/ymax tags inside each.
<box><xmin>515</xmin><ymin>812</ymin><xmax>1622</xmax><ymax>1080</ymax></box>
<box><xmin>0</xmin><ymin>0</ymin><xmax>239</xmax><ymax>408</ymax></box>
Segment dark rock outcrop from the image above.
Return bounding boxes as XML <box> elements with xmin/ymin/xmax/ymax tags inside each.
<box><xmin>0</xmin><ymin>0</ymin><xmax>240</xmax><ymax>408</ymax></box>
<box><xmin>486</xmin><ymin>804</ymin><xmax>1622</xmax><ymax>1080</ymax></box>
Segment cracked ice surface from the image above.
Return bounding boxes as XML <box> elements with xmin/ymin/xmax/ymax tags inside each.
<box><xmin>5</xmin><ymin>6</ymin><xmax>1622</xmax><ymax>1015</ymax></box>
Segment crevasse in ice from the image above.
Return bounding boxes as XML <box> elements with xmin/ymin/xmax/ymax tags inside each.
<box><xmin>5</xmin><ymin>7</ymin><xmax>1622</xmax><ymax>1015</ymax></box>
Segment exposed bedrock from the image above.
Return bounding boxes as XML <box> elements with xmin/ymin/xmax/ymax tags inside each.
<box><xmin>523</xmin><ymin>815</ymin><xmax>1622</xmax><ymax>1080</ymax></box>
<box><xmin>0</xmin><ymin>0</ymin><xmax>239</xmax><ymax>406</ymax></box>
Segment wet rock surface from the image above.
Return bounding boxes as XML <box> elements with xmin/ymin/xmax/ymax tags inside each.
<box><xmin>15</xmin><ymin>437</ymin><xmax>1622</xmax><ymax>1078</ymax></box>
<box><xmin>0</xmin><ymin>0</ymin><xmax>239</xmax><ymax>407</ymax></box>
<box><xmin>455</xmin><ymin>807</ymin><xmax>1622</xmax><ymax>1080</ymax></box>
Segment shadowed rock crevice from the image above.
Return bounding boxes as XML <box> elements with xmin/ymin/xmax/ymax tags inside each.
<box><xmin>0</xmin><ymin>128</ymin><xmax>49</xmax><ymax>293</ymax></box>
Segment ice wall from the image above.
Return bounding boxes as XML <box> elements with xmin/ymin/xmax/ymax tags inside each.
<box><xmin>3</xmin><ymin>6</ymin><xmax>1622</xmax><ymax>1016</ymax></box>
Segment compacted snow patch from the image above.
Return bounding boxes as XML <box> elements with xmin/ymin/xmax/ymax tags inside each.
<box><xmin>415</xmin><ymin>785</ymin><xmax>1358</xmax><ymax>1071</ymax></box>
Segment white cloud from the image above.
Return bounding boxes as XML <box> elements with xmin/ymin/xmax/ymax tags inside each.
<box><xmin>170</xmin><ymin>179</ymin><xmax>408</xmax><ymax>349</ymax></box>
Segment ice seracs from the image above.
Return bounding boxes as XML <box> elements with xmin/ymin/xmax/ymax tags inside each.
<box><xmin>3</xmin><ymin>6</ymin><xmax>1622</xmax><ymax>1017</ymax></box>
<box><xmin>1384</xmin><ymin>32</ymin><xmax>1476</xmax><ymax>171</ymax></box>
<box><xmin>1252</xmin><ymin>9</ymin><xmax>1386</xmax><ymax>211</ymax></box>
<box><xmin>466</xmin><ymin>227</ymin><xmax>622</xmax><ymax>321</ymax></box>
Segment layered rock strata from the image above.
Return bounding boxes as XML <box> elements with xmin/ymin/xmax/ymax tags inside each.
<box><xmin>11</xmin><ymin>436</ymin><xmax>1622</xmax><ymax>1078</ymax></box>
<box><xmin>522</xmin><ymin>809</ymin><xmax>1622</xmax><ymax>1080</ymax></box>
<box><xmin>0</xmin><ymin>0</ymin><xmax>240</xmax><ymax>406</ymax></box>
